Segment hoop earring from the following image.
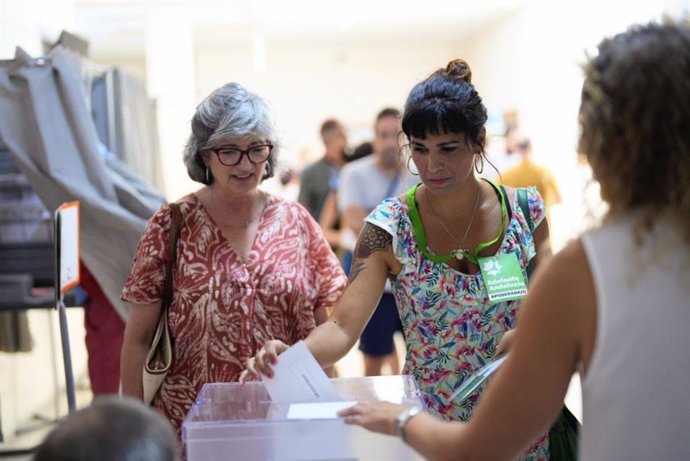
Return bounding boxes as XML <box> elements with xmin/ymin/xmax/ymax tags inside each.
<box><xmin>406</xmin><ymin>156</ymin><xmax>419</xmax><ymax>176</ymax></box>
<box><xmin>205</xmin><ymin>167</ymin><xmax>211</xmax><ymax>184</ymax></box>
<box><xmin>263</xmin><ymin>160</ymin><xmax>273</xmax><ymax>180</ymax></box>
<box><xmin>474</xmin><ymin>153</ymin><xmax>484</xmax><ymax>174</ymax></box>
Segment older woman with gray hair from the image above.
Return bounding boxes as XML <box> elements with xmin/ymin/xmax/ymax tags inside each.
<box><xmin>120</xmin><ymin>83</ymin><xmax>346</xmax><ymax>435</ymax></box>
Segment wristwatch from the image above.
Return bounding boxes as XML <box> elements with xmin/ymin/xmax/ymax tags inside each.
<box><xmin>396</xmin><ymin>405</ymin><xmax>423</xmax><ymax>443</ymax></box>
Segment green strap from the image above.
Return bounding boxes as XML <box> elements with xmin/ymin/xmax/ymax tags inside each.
<box><xmin>516</xmin><ymin>189</ymin><xmax>534</xmax><ymax>280</ymax></box>
<box><xmin>407</xmin><ymin>185</ymin><xmax>448</xmax><ymax>263</ymax></box>
<box><xmin>407</xmin><ymin>180</ymin><xmax>508</xmax><ymax>265</ymax></box>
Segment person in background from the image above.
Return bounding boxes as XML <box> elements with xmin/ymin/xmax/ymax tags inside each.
<box><xmin>120</xmin><ymin>83</ymin><xmax>346</xmax><ymax>436</ymax></box>
<box><xmin>336</xmin><ymin>20</ymin><xmax>690</xmax><ymax>461</ymax></box>
<box><xmin>33</xmin><ymin>395</ymin><xmax>180</xmax><ymax>461</ymax></box>
<box><xmin>349</xmin><ymin>140</ymin><xmax>374</xmax><ymax>162</ymax></box>
<box><xmin>298</xmin><ymin>119</ymin><xmax>348</xmax><ymax>220</ymax></box>
<box><xmin>246</xmin><ymin>59</ymin><xmax>551</xmax><ymax>460</ymax></box>
<box><xmin>318</xmin><ymin>140</ymin><xmax>374</xmax><ymax>264</ymax></box>
<box><xmin>501</xmin><ymin>133</ymin><xmax>562</xmax><ymax>231</ymax></box>
<box><xmin>504</xmin><ymin>123</ymin><xmax>522</xmax><ymax>156</ymax></box>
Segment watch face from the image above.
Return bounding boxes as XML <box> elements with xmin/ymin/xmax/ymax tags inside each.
<box><xmin>397</xmin><ymin>405</ymin><xmax>422</xmax><ymax>439</ymax></box>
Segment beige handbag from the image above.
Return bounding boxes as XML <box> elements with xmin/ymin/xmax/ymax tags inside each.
<box><xmin>143</xmin><ymin>203</ymin><xmax>182</xmax><ymax>405</ymax></box>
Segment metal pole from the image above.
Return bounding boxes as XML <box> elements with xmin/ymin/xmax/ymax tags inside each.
<box><xmin>54</xmin><ymin>208</ymin><xmax>76</xmax><ymax>414</ymax></box>
<box><xmin>57</xmin><ymin>297</ymin><xmax>76</xmax><ymax>414</ymax></box>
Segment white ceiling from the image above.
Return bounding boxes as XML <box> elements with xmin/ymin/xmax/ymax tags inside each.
<box><xmin>73</xmin><ymin>0</ymin><xmax>526</xmax><ymax>56</ymax></box>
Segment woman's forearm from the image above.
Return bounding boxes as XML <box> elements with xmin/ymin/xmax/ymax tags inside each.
<box><xmin>304</xmin><ymin>319</ymin><xmax>358</xmax><ymax>368</ymax></box>
<box><xmin>120</xmin><ymin>340</ymin><xmax>149</xmax><ymax>399</ymax></box>
<box><xmin>119</xmin><ymin>302</ymin><xmax>163</xmax><ymax>399</ymax></box>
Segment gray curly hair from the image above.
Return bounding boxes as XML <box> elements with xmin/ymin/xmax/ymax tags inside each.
<box><xmin>183</xmin><ymin>82</ymin><xmax>279</xmax><ymax>184</ymax></box>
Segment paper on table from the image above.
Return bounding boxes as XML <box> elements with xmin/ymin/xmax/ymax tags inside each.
<box><xmin>262</xmin><ymin>341</ymin><xmax>341</xmax><ymax>403</ymax></box>
<box><xmin>450</xmin><ymin>355</ymin><xmax>507</xmax><ymax>403</ymax></box>
<box><xmin>287</xmin><ymin>401</ymin><xmax>357</xmax><ymax>420</ymax></box>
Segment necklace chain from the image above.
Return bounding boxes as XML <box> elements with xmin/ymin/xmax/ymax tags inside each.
<box><xmin>424</xmin><ymin>186</ymin><xmax>481</xmax><ymax>260</ymax></box>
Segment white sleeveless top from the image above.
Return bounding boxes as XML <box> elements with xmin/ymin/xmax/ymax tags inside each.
<box><xmin>580</xmin><ymin>214</ymin><xmax>690</xmax><ymax>461</ymax></box>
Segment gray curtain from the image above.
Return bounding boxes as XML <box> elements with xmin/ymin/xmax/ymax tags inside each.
<box><xmin>112</xmin><ymin>69</ymin><xmax>165</xmax><ymax>192</ymax></box>
<box><xmin>0</xmin><ymin>46</ymin><xmax>166</xmax><ymax>319</ymax></box>
<box><xmin>91</xmin><ymin>68</ymin><xmax>164</xmax><ymax>192</ymax></box>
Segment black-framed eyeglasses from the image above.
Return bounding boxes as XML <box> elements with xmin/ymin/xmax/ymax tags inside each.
<box><xmin>211</xmin><ymin>144</ymin><xmax>273</xmax><ymax>166</ymax></box>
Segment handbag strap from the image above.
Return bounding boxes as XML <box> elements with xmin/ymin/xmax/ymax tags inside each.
<box><xmin>161</xmin><ymin>203</ymin><xmax>182</xmax><ymax>312</ymax></box>
<box><xmin>516</xmin><ymin>188</ymin><xmax>535</xmax><ymax>280</ymax></box>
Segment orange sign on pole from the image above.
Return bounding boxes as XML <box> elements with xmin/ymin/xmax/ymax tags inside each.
<box><xmin>56</xmin><ymin>201</ymin><xmax>80</xmax><ymax>293</ymax></box>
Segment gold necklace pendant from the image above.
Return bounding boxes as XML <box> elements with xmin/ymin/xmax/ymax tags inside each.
<box><xmin>424</xmin><ymin>185</ymin><xmax>482</xmax><ymax>262</ymax></box>
<box><xmin>451</xmin><ymin>248</ymin><xmax>468</xmax><ymax>261</ymax></box>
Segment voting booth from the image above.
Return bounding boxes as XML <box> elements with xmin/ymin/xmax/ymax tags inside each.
<box><xmin>183</xmin><ymin>375</ymin><xmax>425</xmax><ymax>461</ymax></box>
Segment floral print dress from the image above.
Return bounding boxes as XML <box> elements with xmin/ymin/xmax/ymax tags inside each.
<box><xmin>366</xmin><ymin>185</ymin><xmax>550</xmax><ymax>460</ymax></box>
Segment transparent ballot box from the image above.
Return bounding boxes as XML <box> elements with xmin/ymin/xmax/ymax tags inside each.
<box><xmin>183</xmin><ymin>375</ymin><xmax>425</xmax><ymax>461</ymax></box>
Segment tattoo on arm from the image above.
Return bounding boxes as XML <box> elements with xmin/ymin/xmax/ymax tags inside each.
<box><xmin>347</xmin><ymin>223</ymin><xmax>391</xmax><ymax>286</ymax></box>
<box><xmin>347</xmin><ymin>261</ymin><xmax>366</xmax><ymax>285</ymax></box>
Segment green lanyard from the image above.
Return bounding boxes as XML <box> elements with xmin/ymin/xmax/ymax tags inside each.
<box><xmin>406</xmin><ymin>180</ymin><xmax>507</xmax><ymax>265</ymax></box>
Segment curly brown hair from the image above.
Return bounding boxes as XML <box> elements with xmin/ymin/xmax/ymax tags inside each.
<box><xmin>579</xmin><ymin>19</ymin><xmax>690</xmax><ymax>242</ymax></box>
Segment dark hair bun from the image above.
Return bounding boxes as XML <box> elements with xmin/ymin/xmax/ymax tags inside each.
<box><xmin>444</xmin><ymin>59</ymin><xmax>472</xmax><ymax>83</ymax></box>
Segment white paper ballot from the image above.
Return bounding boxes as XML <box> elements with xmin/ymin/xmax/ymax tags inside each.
<box><xmin>287</xmin><ymin>401</ymin><xmax>357</xmax><ymax>420</ymax></box>
<box><xmin>262</xmin><ymin>341</ymin><xmax>341</xmax><ymax>403</ymax></box>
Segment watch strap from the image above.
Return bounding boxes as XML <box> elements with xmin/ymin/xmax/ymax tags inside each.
<box><xmin>396</xmin><ymin>405</ymin><xmax>423</xmax><ymax>443</ymax></box>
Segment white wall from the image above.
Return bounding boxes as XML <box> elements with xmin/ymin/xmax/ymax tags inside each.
<box><xmin>460</xmin><ymin>8</ymin><xmax>530</xmax><ymax>117</ymax></box>
<box><xmin>0</xmin><ymin>0</ymin><xmax>75</xmax><ymax>58</ymax></box>
<box><xmin>145</xmin><ymin>8</ymin><xmax>197</xmax><ymax>202</ymax></box>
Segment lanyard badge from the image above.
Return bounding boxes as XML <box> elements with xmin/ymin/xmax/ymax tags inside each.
<box><xmin>478</xmin><ymin>253</ymin><xmax>527</xmax><ymax>303</ymax></box>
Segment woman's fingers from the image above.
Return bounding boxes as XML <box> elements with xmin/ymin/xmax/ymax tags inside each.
<box><xmin>244</xmin><ymin>340</ymin><xmax>289</xmax><ymax>379</ymax></box>
<box><xmin>255</xmin><ymin>344</ymin><xmax>276</xmax><ymax>377</ymax></box>
<box><xmin>263</xmin><ymin>341</ymin><xmax>280</xmax><ymax>365</ymax></box>
<box><xmin>238</xmin><ymin>365</ymin><xmax>260</xmax><ymax>384</ymax></box>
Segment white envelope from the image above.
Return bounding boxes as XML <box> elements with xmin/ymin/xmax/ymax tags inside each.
<box><xmin>262</xmin><ymin>340</ymin><xmax>341</xmax><ymax>403</ymax></box>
